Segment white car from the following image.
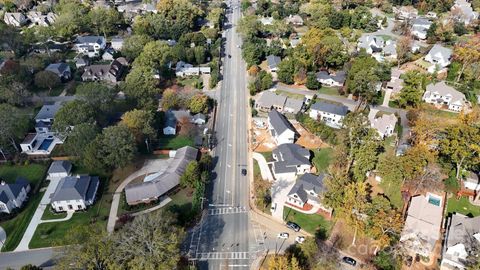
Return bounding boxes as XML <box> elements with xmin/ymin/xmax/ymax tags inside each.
<box><xmin>277</xmin><ymin>232</ymin><xmax>289</xmax><ymax>239</ymax></box>
<box><xmin>295</xmin><ymin>236</ymin><xmax>305</xmax><ymax>244</ymax></box>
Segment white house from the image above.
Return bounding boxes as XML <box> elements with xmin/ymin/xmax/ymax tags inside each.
<box><xmin>309</xmin><ymin>101</ymin><xmax>348</xmax><ymax>129</ymax></box>
<box><xmin>3</xmin><ymin>12</ymin><xmax>27</xmax><ymax>27</ymax></box>
<box><xmin>424</xmin><ymin>44</ymin><xmax>452</xmax><ymax>73</ymax></box>
<box><xmin>286</xmin><ymin>173</ymin><xmax>333</xmax><ymax>217</ymax></box>
<box><xmin>315</xmin><ymin>71</ymin><xmax>346</xmax><ymax>87</ymax></box>
<box><xmin>371</xmin><ymin>113</ymin><xmax>398</xmax><ymax>138</ymax></box>
<box><xmin>400</xmin><ymin>193</ymin><xmax>444</xmax><ymax>257</ymax></box>
<box><xmin>0</xmin><ymin>178</ymin><xmax>30</xmax><ymax>214</ymax></box>
<box><xmin>271</xmin><ymin>143</ymin><xmax>311</xmax><ymax>181</ymax></box>
<box><xmin>75</xmin><ymin>36</ymin><xmax>107</xmax><ymax>57</ymax></box>
<box><xmin>50</xmin><ymin>175</ymin><xmax>100</xmax><ymax>212</ymax></box>
<box><xmin>422</xmin><ymin>81</ymin><xmax>468</xmax><ymax>112</ymax></box>
<box><xmin>441</xmin><ymin>213</ymin><xmax>480</xmax><ymax>270</ymax></box>
<box><xmin>47</xmin><ymin>160</ymin><xmax>72</xmax><ymax>179</ymax></box>
<box><xmin>268</xmin><ymin>109</ymin><xmax>296</xmax><ymax>145</ymax></box>
<box><xmin>451</xmin><ymin>0</ymin><xmax>479</xmax><ymax>25</ymax></box>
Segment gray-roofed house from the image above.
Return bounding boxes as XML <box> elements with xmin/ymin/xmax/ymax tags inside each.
<box><xmin>286</xmin><ymin>173</ymin><xmax>333</xmax><ymax>217</ymax></box>
<box><xmin>400</xmin><ymin>193</ymin><xmax>444</xmax><ymax>257</ymax></box>
<box><xmin>81</xmin><ymin>58</ymin><xmax>127</xmax><ymax>84</ymax></box>
<box><xmin>422</xmin><ymin>81</ymin><xmax>468</xmax><ymax>112</ymax></box>
<box><xmin>34</xmin><ymin>101</ymin><xmax>64</xmax><ymax>133</ymax></box>
<box><xmin>309</xmin><ymin>101</ymin><xmax>348</xmax><ymax>128</ymax></box>
<box><xmin>371</xmin><ymin>113</ymin><xmax>398</xmax><ymax>138</ymax></box>
<box><xmin>125</xmin><ymin>146</ymin><xmax>199</xmax><ymax>205</ymax></box>
<box><xmin>441</xmin><ymin>213</ymin><xmax>480</xmax><ymax>269</ymax></box>
<box><xmin>50</xmin><ymin>175</ymin><xmax>100</xmax><ymax>212</ymax></box>
<box><xmin>315</xmin><ymin>71</ymin><xmax>346</xmax><ymax>87</ymax></box>
<box><xmin>266</xmin><ymin>55</ymin><xmax>281</xmax><ymax>72</ymax></box>
<box><xmin>255</xmin><ymin>91</ymin><xmax>287</xmax><ymax>112</ymax></box>
<box><xmin>271</xmin><ymin>143</ymin><xmax>311</xmax><ymax>180</ymax></box>
<box><xmin>283</xmin><ymin>98</ymin><xmax>304</xmax><ymax>114</ymax></box>
<box><xmin>268</xmin><ymin>110</ymin><xmax>296</xmax><ymax>145</ymax></box>
<box><xmin>424</xmin><ymin>44</ymin><xmax>453</xmax><ymax>73</ymax></box>
<box><xmin>47</xmin><ymin>160</ymin><xmax>72</xmax><ymax>179</ymax></box>
<box><xmin>0</xmin><ymin>178</ymin><xmax>30</xmax><ymax>214</ymax></box>
<box><xmin>45</xmin><ymin>63</ymin><xmax>71</xmax><ymax>80</ymax></box>
<box><xmin>75</xmin><ymin>36</ymin><xmax>107</xmax><ymax>57</ymax></box>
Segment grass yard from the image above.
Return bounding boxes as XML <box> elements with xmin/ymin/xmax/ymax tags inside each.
<box><xmin>0</xmin><ymin>163</ymin><xmax>48</xmax><ymax>185</ymax></box>
<box><xmin>1</xmin><ymin>192</ymin><xmax>44</xmax><ymax>251</ymax></box>
<box><xmin>157</xmin><ymin>135</ymin><xmax>194</xmax><ymax>150</ymax></box>
<box><xmin>283</xmin><ymin>207</ymin><xmax>332</xmax><ymax>236</ymax></box>
<box><xmin>41</xmin><ymin>207</ymin><xmax>67</xmax><ymax>221</ymax></box>
<box><xmin>312</xmin><ymin>148</ymin><xmax>333</xmax><ymax>173</ymax></box>
<box><xmin>317</xmin><ymin>86</ymin><xmax>340</xmax><ymax>96</ymax></box>
<box><xmin>447</xmin><ymin>197</ymin><xmax>480</xmax><ymax>217</ymax></box>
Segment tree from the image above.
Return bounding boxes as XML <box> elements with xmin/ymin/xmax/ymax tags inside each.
<box><xmin>76</xmin><ymin>82</ymin><xmax>116</xmax><ymax>112</ymax></box>
<box><xmin>63</xmin><ymin>123</ymin><xmax>99</xmax><ymax>161</ymax></box>
<box><xmin>121</xmin><ymin>109</ymin><xmax>156</xmax><ymax>142</ymax></box>
<box><xmin>122</xmin><ymin>34</ymin><xmax>154</xmax><ymax>60</ymax></box>
<box><xmin>84</xmin><ymin>125</ymin><xmax>137</xmax><ymax>171</ymax></box>
<box><xmin>53</xmin><ymin>100</ymin><xmax>96</xmax><ymax>133</ymax></box>
<box><xmin>0</xmin><ymin>104</ymin><xmax>30</xmax><ymax>153</ymax></box>
<box><xmin>34</xmin><ymin>71</ymin><xmax>61</xmax><ymax>92</ymax></box>
<box><xmin>189</xmin><ymin>93</ymin><xmax>209</xmax><ymax>114</ymax></box>
<box><xmin>123</xmin><ymin>66</ymin><xmax>159</xmax><ymax>109</ymax></box>
<box><xmin>88</xmin><ymin>7</ymin><xmax>121</xmax><ymax>38</ymax></box>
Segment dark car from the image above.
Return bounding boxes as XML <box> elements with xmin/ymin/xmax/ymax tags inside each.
<box><xmin>342</xmin><ymin>257</ymin><xmax>357</xmax><ymax>266</ymax></box>
<box><xmin>241</xmin><ymin>169</ymin><xmax>247</xmax><ymax>176</ymax></box>
<box><xmin>286</xmin><ymin>221</ymin><xmax>300</xmax><ymax>232</ymax></box>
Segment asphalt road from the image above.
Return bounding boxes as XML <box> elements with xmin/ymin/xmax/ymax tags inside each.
<box><xmin>186</xmin><ymin>1</ymin><xmax>256</xmax><ymax>269</ymax></box>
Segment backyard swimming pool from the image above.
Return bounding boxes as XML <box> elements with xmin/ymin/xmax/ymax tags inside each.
<box><xmin>38</xmin><ymin>138</ymin><xmax>54</xmax><ymax>151</ymax></box>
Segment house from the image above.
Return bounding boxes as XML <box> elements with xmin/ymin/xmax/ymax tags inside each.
<box><xmin>271</xmin><ymin>143</ymin><xmax>311</xmax><ymax>180</ymax></box>
<box><xmin>411</xmin><ymin>18</ymin><xmax>433</xmax><ymax>40</ymax></box>
<box><xmin>441</xmin><ymin>213</ymin><xmax>480</xmax><ymax>269</ymax></box>
<box><xmin>394</xmin><ymin>6</ymin><xmax>418</xmax><ymax>20</ymax></box>
<box><xmin>111</xmin><ymin>36</ymin><xmax>124</xmax><ymax>50</ymax></box>
<box><xmin>315</xmin><ymin>71</ymin><xmax>346</xmax><ymax>87</ymax></box>
<box><xmin>385</xmin><ymin>68</ymin><xmax>404</xmax><ymax>95</ymax></box>
<box><xmin>27</xmin><ymin>11</ymin><xmax>57</xmax><ymax>26</ymax></box>
<box><xmin>451</xmin><ymin>0</ymin><xmax>479</xmax><ymax>25</ymax></box>
<box><xmin>259</xmin><ymin>17</ymin><xmax>274</xmax><ymax>25</ymax></box>
<box><xmin>309</xmin><ymin>101</ymin><xmax>348</xmax><ymax>129</ymax></box>
<box><xmin>285</xmin><ymin>15</ymin><xmax>303</xmax><ymax>26</ymax></box>
<box><xmin>162</xmin><ymin>110</ymin><xmax>191</xmax><ymax>135</ymax></box>
<box><xmin>463</xmin><ymin>172</ymin><xmax>479</xmax><ymax>191</ymax></box>
<box><xmin>102</xmin><ymin>48</ymin><xmax>116</xmax><ymax>61</ymax></box>
<box><xmin>81</xmin><ymin>58</ymin><xmax>127</xmax><ymax>83</ymax></box>
<box><xmin>255</xmin><ymin>91</ymin><xmax>287</xmax><ymax>112</ymax></box>
<box><xmin>175</xmin><ymin>61</ymin><xmax>211</xmax><ymax>77</ymax></box>
<box><xmin>371</xmin><ymin>113</ymin><xmax>398</xmax><ymax>138</ymax></box>
<box><xmin>0</xmin><ymin>178</ymin><xmax>30</xmax><ymax>214</ymax></box>
<box><xmin>34</xmin><ymin>101</ymin><xmax>64</xmax><ymax>133</ymax></box>
<box><xmin>192</xmin><ymin>113</ymin><xmax>206</xmax><ymax>125</ymax></box>
<box><xmin>422</xmin><ymin>81</ymin><xmax>468</xmax><ymax>112</ymax></box>
<box><xmin>266</xmin><ymin>55</ymin><xmax>281</xmax><ymax>73</ymax></box>
<box><xmin>424</xmin><ymin>44</ymin><xmax>453</xmax><ymax>73</ymax></box>
<box><xmin>268</xmin><ymin>109</ymin><xmax>296</xmax><ymax>145</ymax></box>
<box><xmin>50</xmin><ymin>175</ymin><xmax>100</xmax><ymax>212</ymax></box>
<box><xmin>47</xmin><ymin>160</ymin><xmax>72</xmax><ymax>179</ymax></box>
<box><xmin>125</xmin><ymin>146</ymin><xmax>199</xmax><ymax>205</ymax></box>
<box><xmin>45</xmin><ymin>63</ymin><xmax>71</xmax><ymax>80</ymax></box>
<box><xmin>283</xmin><ymin>98</ymin><xmax>304</xmax><ymax>114</ymax></box>
<box><xmin>286</xmin><ymin>173</ymin><xmax>332</xmax><ymax>217</ymax></box>
<box><xmin>4</xmin><ymin>13</ymin><xmax>27</xmax><ymax>27</ymax></box>
<box><xmin>75</xmin><ymin>36</ymin><xmax>107</xmax><ymax>57</ymax></box>
<box><xmin>400</xmin><ymin>193</ymin><xmax>444</xmax><ymax>257</ymax></box>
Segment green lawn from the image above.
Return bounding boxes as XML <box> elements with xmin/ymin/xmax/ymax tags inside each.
<box><xmin>41</xmin><ymin>207</ymin><xmax>67</xmax><ymax>221</ymax></box>
<box><xmin>0</xmin><ymin>163</ymin><xmax>48</xmax><ymax>185</ymax></box>
<box><xmin>157</xmin><ymin>135</ymin><xmax>194</xmax><ymax>150</ymax></box>
<box><xmin>1</xmin><ymin>192</ymin><xmax>44</xmax><ymax>251</ymax></box>
<box><xmin>317</xmin><ymin>86</ymin><xmax>340</xmax><ymax>96</ymax></box>
<box><xmin>283</xmin><ymin>207</ymin><xmax>332</xmax><ymax>237</ymax></box>
<box><xmin>312</xmin><ymin>148</ymin><xmax>333</xmax><ymax>173</ymax></box>
<box><xmin>447</xmin><ymin>197</ymin><xmax>480</xmax><ymax>217</ymax></box>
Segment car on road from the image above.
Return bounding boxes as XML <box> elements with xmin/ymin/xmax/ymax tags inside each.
<box><xmin>277</xmin><ymin>232</ymin><xmax>289</xmax><ymax>239</ymax></box>
<box><xmin>241</xmin><ymin>169</ymin><xmax>247</xmax><ymax>175</ymax></box>
<box><xmin>342</xmin><ymin>257</ymin><xmax>357</xmax><ymax>266</ymax></box>
<box><xmin>286</xmin><ymin>221</ymin><xmax>300</xmax><ymax>232</ymax></box>
<box><xmin>295</xmin><ymin>236</ymin><xmax>305</xmax><ymax>244</ymax></box>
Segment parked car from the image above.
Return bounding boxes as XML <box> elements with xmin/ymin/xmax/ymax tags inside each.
<box><xmin>241</xmin><ymin>169</ymin><xmax>247</xmax><ymax>176</ymax></box>
<box><xmin>295</xmin><ymin>236</ymin><xmax>305</xmax><ymax>244</ymax></box>
<box><xmin>342</xmin><ymin>257</ymin><xmax>357</xmax><ymax>266</ymax></box>
<box><xmin>277</xmin><ymin>232</ymin><xmax>289</xmax><ymax>239</ymax></box>
<box><xmin>286</xmin><ymin>221</ymin><xmax>300</xmax><ymax>232</ymax></box>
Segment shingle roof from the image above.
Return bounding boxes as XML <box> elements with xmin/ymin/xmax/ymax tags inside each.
<box><xmin>35</xmin><ymin>102</ymin><xmax>63</xmax><ymax>120</ymax></box>
<box><xmin>310</xmin><ymin>101</ymin><xmax>348</xmax><ymax>116</ymax></box>
<box><xmin>50</xmin><ymin>175</ymin><xmax>98</xmax><ymax>202</ymax></box>
<box><xmin>48</xmin><ymin>160</ymin><xmax>72</xmax><ymax>175</ymax></box>
<box><xmin>268</xmin><ymin>109</ymin><xmax>294</xmax><ymax>136</ymax></box>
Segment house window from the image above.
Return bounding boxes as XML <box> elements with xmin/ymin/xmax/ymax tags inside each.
<box><xmin>68</xmin><ymin>205</ymin><xmax>73</xmax><ymax>210</ymax></box>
